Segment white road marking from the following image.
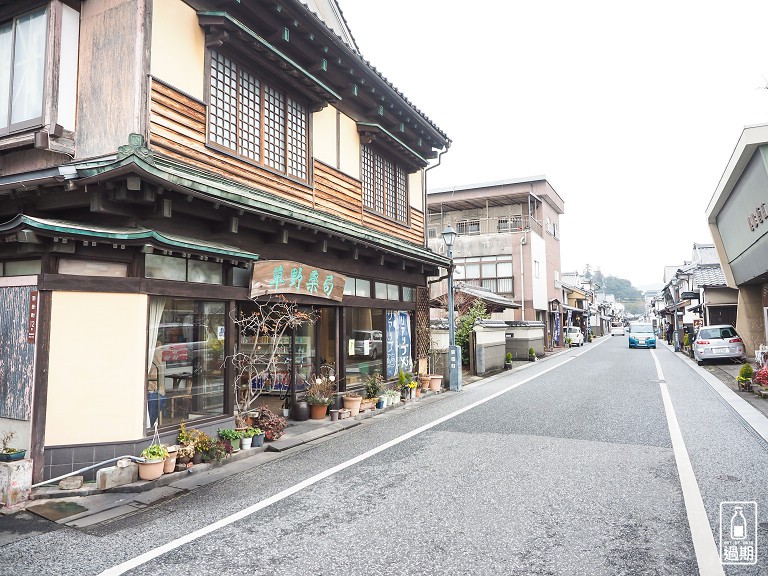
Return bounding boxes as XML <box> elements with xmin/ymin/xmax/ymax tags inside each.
<box><xmin>651</xmin><ymin>350</ymin><xmax>725</xmax><ymax>575</ymax></box>
<box><xmin>100</xmin><ymin>358</ymin><xmax>574</xmax><ymax>575</ymax></box>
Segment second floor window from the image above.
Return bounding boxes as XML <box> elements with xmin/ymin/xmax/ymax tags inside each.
<box><xmin>361</xmin><ymin>145</ymin><xmax>408</xmax><ymax>223</ymax></box>
<box><xmin>0</xmin><ymin>8</ymin><xmax>46</xmax><ymax>134</ymax></box>
<box><xmin>208</xmin><ymin>50</ymin><xmax>308</xmax><ymax>180</ymax></box>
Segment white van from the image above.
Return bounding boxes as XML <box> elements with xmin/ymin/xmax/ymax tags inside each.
<box><xmin>564</xmin><ymin>326</ymin><xmax>584</xmax><ymax>347</ymax></box>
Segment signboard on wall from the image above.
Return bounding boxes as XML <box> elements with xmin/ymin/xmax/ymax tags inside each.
<box><xmin>386</xmin><ymin>311</ymin><xmax>412</xmax><ymax>379</ymax></box>
<box><xmin>250</xmin><ymin>260</ymin><xmax>346</xmax><ymax>301</ymax></box>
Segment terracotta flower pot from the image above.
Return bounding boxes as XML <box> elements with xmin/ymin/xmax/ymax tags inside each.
<box><xmin>138</xmin><ymin>459</ymin><xmax>164</xmax><ymax>481</ymax></box>
<box><xmin>343</xmin><ymin>395</ymin><xmax>362</xmax><ymax>416</ymax></box>
<box><xmin>310</xmin><ymin>403</ymin><xmax>328</xmax><ymax>419</ymax></box>
<box><xmin>429</xmin><ymin>375</ymin><xmax>443</xmax><ymax>392</ymax></box>
<box><xmin>163</xmin><ymin>452</ymin><xmax>177</xmax><ymax>474</ymax></box>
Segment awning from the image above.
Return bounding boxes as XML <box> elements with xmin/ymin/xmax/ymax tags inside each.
<box><xmin>0</xmin><ymin>214</ymin><xmax>260</xmax><ymax>262</ymax></box>
<box><xmin>431</xmin><ymin>282</ymin><xmax>521</xmax><ymax>312</ymax></box>
<box><xmin>73</xmin><ymin>139</ymin><xmax>450</xmax><ymax>271</ymax></box>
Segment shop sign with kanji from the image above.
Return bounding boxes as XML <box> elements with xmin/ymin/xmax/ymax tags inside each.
<box><xmin>250</xmin><ymin>260</ymin><xmax>346</xmax><ymax>302</ymax></box>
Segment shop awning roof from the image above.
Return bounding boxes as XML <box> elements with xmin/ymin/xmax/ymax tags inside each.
<box><xmin>431</xmin><ymin>282</ymin><xmax>521</xmax><ymax>312</ymax></box>
<box><xmin>0</xmin><ymin>214</ymin><xmax>260</xmax><ymax>261</ymax></box>
<box><xmin>73</xmin><ymin>140</ymin><xmax>449</xmax><ymax>270</ymax></box>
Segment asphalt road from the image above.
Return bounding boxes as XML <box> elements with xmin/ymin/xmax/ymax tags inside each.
<box><xmin>2</xmin><ymin>337</ymin><xmax>768</xmax><ymax>575</ymax></box>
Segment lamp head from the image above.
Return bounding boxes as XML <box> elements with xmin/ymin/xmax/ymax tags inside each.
<box><xmin>441</xmin><ymin>224</ymin><xmax>457</xmax><ymax>248</ymax></box>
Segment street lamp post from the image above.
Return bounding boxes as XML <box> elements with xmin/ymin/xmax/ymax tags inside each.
<box><xmin>442</xmin><ymin>224</ymin><xmax>462</xmax><ymax>391</ymax></box>
<box><xmin>671</xmin><ymin>278</ymin><xmax>680</xmax><ymax>352</ymax></box>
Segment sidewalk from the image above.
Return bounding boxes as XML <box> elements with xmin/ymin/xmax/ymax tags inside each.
<box><xmin>659</xmin><ymin>341</ymin><xmax>768</xmax><ymax>421</ymax></box>
<box><xmin>1</xmin><ymin>387</ymin><xmax>456</xmax><ymax>528</ymax></box>
<box><xmin>2</xmin><ymin>351</ymin><xmax>550</xmax><ymax>529</ymax></box>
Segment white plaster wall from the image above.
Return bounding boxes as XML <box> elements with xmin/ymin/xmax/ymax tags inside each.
<box><xmin>150</xmin><ymin>0</ymin><xmax>205</xmax><ymax>100</ymax></box>
<box><xmin>338</xmin><ymin>111</ymin><xmax>360</xmax><ymax>179</ymax></box>
<box><xmin>530</xmin><ymin>233</ymin><xmax>548</xmax><ymax>311</ymax></box>
<box><xmin>410</xmin><ymin>171</ymin><xmax>424</xmax><ymax>211</ymax></box>
<box><xmin>472</xmin><ymin>325</ymin><xmax>507</xmax><ymax>345</ymax></box>
<box><xmin>46</xmin><ymin>292</ymin><xmax>148</xmax><ymax>445</ymax></box>
<box><xmin>312</xmin><ymin>106</ymin><xmax>338</xmax><ymax>167</ymax></box>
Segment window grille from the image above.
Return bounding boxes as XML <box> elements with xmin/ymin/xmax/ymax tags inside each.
<box><xmin>208</xmin><ymin>50</ymin><xmax>307</xmax><ymax>180</ymax></box>
<box><xmin>361</xmin><ymin>145</ymin><xmax>408</xmax><ymax>223</ymax></box>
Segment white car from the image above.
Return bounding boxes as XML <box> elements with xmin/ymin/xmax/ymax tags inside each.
<box><xmin>565</xmin><ymin>326</ymin><xmax>584</xmax><ymax>347</ymax></box>
<box><xmin>610</xmin><ymin>323</ymin><xmax>625</xmax><ymax>336</ymax></box>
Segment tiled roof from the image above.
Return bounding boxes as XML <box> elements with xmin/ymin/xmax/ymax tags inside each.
<box><xmin>693</xmin><ymin>265</ymin><xmax>727</xmax><ymax>287</ymax></box>
<box><xmin>692</xmin><ymin>243</ymin><xmax>720</xmax><ymax>265</ymax></box>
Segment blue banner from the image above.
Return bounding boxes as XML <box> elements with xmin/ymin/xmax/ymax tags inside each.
<box><xmin>554</xmin><ymin>311</ymin><xmax>561</xmax><ymax>344</ymax></box>
<box><xmin>386</xmin><ymin>311</ymin><xmax>412</xmax><ymax>379</ymax></box>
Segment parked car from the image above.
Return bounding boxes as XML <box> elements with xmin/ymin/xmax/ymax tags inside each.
<box><xmin>564</xmin><ymin>326</ymin><xmax>584</xmax><ymax>347</ymax></box>
<box><xmin>352</xmin><ymin>330</ymin><xmax>383</xmax><ymax>359</ymax></box>
<box><xmin>692</xmin><ymin>324</ymin><xmax>746</xmax><ymax>366</ymax></box>
<box><xmin>627</xmin><ymin>322</ymin><xmax>656</xmax><ymax>349</ymax></box>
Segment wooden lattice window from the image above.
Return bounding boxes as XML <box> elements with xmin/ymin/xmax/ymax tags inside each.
<box><xmin>287</xmin><ymin>97</ymin><xmax>307</xmax><ymax>179</ymax></box>
<box><xmin>361</xmin><ymin>145</ymin><xmax>408</xmax><ymax>223</ymax></box>
<box><xmin>238</xmin><ymin>69</ymin><xmax>260</xmax><ymax>161</ymax></box>
<box><xmin>263</xmin><ymin>84</ymin><xmax>285</xmax><ymax>172</ymax></box>
<box><xmin>208</xmin><ymin>50</ymin><xmax>307</xmax><ymax>180</ymax></box>
<box><xmin>361</xmin><ymin>145</ymin><xmax>375</xmax><ymax>208</ymax></box>
<box><xmin>416</xmin><ymin>286</ymin><xmax>431</xmax><ymax>361</ymax></box>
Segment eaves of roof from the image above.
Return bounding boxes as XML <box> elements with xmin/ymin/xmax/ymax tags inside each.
<box><xmin>197</xmin><ymin>11</ymin><xmax>341</xmax><ymax>104</ymax></box>
<box><xmin>73</xmin><ymin>147</ymin><xmax>449</xmax><ymax>268</ymax></box>
<box><xmin>288</xmin><ymin>0</ymin><xmax>450</xmax><ymax>147</ymax></box>
<box><xmin>0</xmin><ymin>214</ymin><xmax>259</xmax><ymax>261</ymax></box>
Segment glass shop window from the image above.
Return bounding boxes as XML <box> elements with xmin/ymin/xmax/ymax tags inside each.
<box><xmin>2</xmin><ymin>259</ymin><xmax>41</xmax><ymax>276</ymax></box>
<box><xmin>147</xmin><ymin>297</ymin><xmax>226</xmax><ymax>430</ymax></box>
<box><xmin>344</xmin><ymin>308</ymin><xmax>385</xmax><ymax>391</ymax></box>
<box><xmin>58</xmin><ymin>259</ymin><xmax>128</xmax><ymax>277</ymax></box>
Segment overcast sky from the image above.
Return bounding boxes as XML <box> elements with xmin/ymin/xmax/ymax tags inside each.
<box><xmin>338</xmin><ymin>0</ymin><xmax>768</xmax><ymax>289</ymax></box>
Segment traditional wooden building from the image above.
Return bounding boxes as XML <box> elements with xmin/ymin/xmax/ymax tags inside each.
<box><xmin>0</xmin><ymin>0</ymin><xmax>449</xmax><ymax>482</ymax></box>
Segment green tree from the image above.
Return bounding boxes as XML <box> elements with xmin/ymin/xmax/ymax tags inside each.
<box><xmin>602</xmin><ymin>275</ymin><xmax>642</xmax><ymax>301</ymax></box>
<box><xmin>455</xmin><ymin>300</ymin><xmax>490</xmax><ymax>366</ymax></box>
<box><xmin>593</xmin><ymin>268</ymin><xmax>605</xmax><ymax>288</ymax></box>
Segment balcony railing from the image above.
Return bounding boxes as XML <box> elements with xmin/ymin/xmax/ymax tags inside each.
<box><xmin>427</xmin><ymin>214</ymin><xmax>544</xmax><ymax>238</ymax></box>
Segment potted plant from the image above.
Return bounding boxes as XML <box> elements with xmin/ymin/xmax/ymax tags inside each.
<box><xmin>365</xmin><ymin>371</ymin><xmax>384</xmax><ymax>407</ymax></box>
<box><xmin>305</xmin><ymin>375</ymin><xmax>336</xmax><ymax>419</ymax></box>
<box><xmin>218</xmin><ymin>428</ymin><xmax>243</xmax><ymax>452</ymax></box>
<box><xmin>138</xmin><ymin>444</ymin><xmax>169</xmax><ymax>481</ymax></box>
<box><xmin>426</xmin><ymin>342</ymin><xmax>444</xmax><ymax>391</ymax></box>
<box><xmin>250</xmin><ymin>405</ymin><xmax>287</xmax><ymax>441</ymax></box>
<box><xmin>528</xmin><ymin>347</ymin><xmax>536</xmax><ymax>362</ymax></box>
<box><xmin>164</xmin><ymin>444</ymin><xmax>179</xmax><ymax>474</ymax></box>
<box><xmin>190</xmin><ymin>430</ymin><xmax>213</xmax><ymax>464</ymax></box>
<box><xmin>0</xmin><ymin>431</ymin><xmax>26</xmax><ymax>462</ymax></box>
<box><xmin>397</xmin><ymin>370</ymin><xmax>417</xmax><ymax>399</ymax></box>
<box><xmin>505</xmin><ymin>352</ymin><xmax>513</xmax><ymax>370</ymax></box>
<box><xmin>246</xmin><ymin>427</ymin><xmax>265</xmax><ymax>447</ymax></box>
<box><xmin>240</xmin><ymin>427</ymin><xmax>255</xmax><ymax>450</ymax></box>
<box><xmin>204</xmin><ymin>440</ymin><xmax>231</xmax><ymax>463</ymax></box>
<box><xmin>753</xmin><ymin>367</ymin><xmax>768</xmax><ymax>397</ymax></box>
<box><xmin>737</xmin><ymin>363</ymin><xmax>755</xmax><ymax>392</ymax></box>
<box><xmin>342</xmin><ymin>391</ymin><xmax>362</xmax><ymax>416</ymax></box>
<box><xmin>176</xmin><ymin>443</ymin><xmax>195</xmax><ymax>468</ymax></box>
